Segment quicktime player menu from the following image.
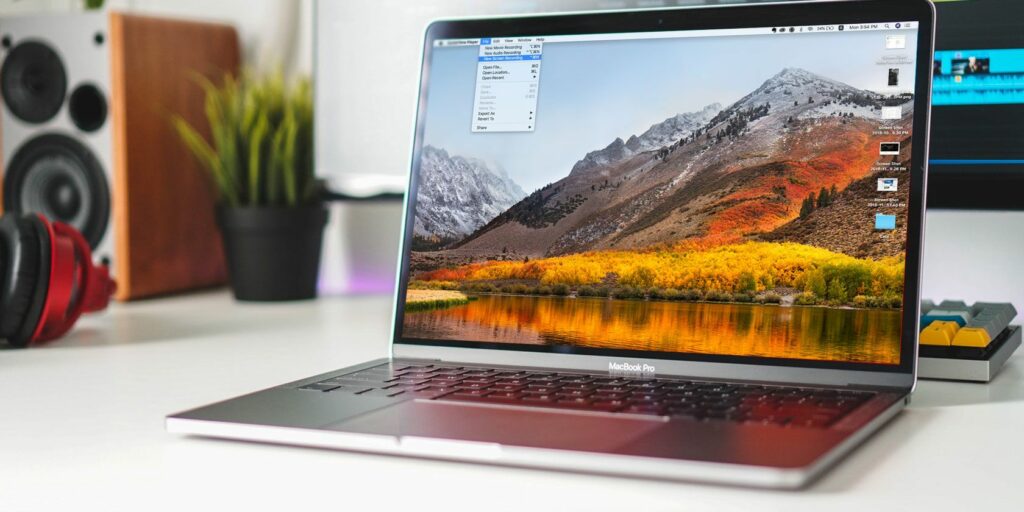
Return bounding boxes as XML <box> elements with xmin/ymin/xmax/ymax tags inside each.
<box><xmin>471</xmin><ymin>38</ymin><xmax>543</xmax><ymax>132</ymax></box>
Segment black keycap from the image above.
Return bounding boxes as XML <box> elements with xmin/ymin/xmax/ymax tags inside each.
<box><xmin>521</xmin><ymin>394</ymin><xmax>557</xmax><ymax>404</ymax></box>
<box><xmin>327</xmin><ymin>385</ymin><xmax>373</xmax><ymax>394</ymax></box>
<box><xmin>559</xmin><ymin>377</ymin><xmax>594</xmax><ymax>384</ymax></box>
<box><xmin>522</xmin><ymin>386</ymin><xmax>558</xmax><ymax>395</ymax></box>
<box><xmin>451</xmin><ymin>389</ymin><xmax>491</xmax><ymax>398</ymax></box>
<box><xmin>554</xmin><ymin>398</ymin><xmax>593</xmax><ymax>408</ymax></box>
<box><xmin>300</xmin><ymin>383</ymin><xmax>339</xmax><ymax>392</ymax></box>
<box><xmin>358</xmin><ymin>388</ymin><xmax>406</xmax><ymax>398</ymax></box>
<box><xmin>556</xmin><ymin>389</ymin><xmax>593</xmax><ymax>398</ymax></box>
<box><xmin>624</xmin><ymin>404</ymin><xmax>666</xmax><ymax>415</ymax></box>
<box><xmin>430</xmin><ymin>375</ymin><xmax>466</xmax><ymax>382</ymax></box>
<box><xmin>486</xmin><ymin>391</ymin><xmax>521</xmax><ymax>401</ymax></box>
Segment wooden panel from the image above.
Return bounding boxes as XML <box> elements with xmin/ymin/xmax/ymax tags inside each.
<box><xmin>109</xmin><ymin>12</ymin><xmax>239</xmax><ymax>300</ymax></box>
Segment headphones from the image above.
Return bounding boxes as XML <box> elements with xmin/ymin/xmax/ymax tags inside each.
<box><xmin>1</xmin><ymin>213</ymin><xmax>116</xmax><ymax>348</ymax></box>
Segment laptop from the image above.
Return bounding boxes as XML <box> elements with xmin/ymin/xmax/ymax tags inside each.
<box><xmin>168</xmin><ymin>0</ymin><xmax>935</xmax><ymax>489</ymax></box>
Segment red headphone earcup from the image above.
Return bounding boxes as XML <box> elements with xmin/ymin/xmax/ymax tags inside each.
<box><xmin>30</xmin><ymin>220</ymin><xmax>116</xmax><ymax>344</ymax></box>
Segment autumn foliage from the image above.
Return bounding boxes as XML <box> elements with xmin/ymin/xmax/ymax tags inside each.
<box><xmin>416</xmin><ymin>241</ymin><xmax>904</xmax><ymax>307</ymax></box>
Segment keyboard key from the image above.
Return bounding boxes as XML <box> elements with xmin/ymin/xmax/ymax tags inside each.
<box><xmin>592</xmin><ymin>399</ymin><xmax>628</xmax><ymax>410</ymax></box>
<box><xmin>430</xmin><ymin>375</ymin><xmax>466</xmax><ymax>382</ymax></box>
<box><xmin>556</xmin><ymin>389</ymin><xmax>593</xmax><ymax>398</ymax></box>
<box><xmin>300</xmin><ymin>383</ymin><xmax>339</xmax><ymax>392</ymax></box>
<box><xmin>327</xmin><ymin>385</ymin><xmax>373</xmax><ymax>394</ymax></box>
<box><xmin>921</xmin><ymin>320</ymin><xmax>959</xmax><ymax>346</ymax></box>
<box><xmin>370</xmin><ymin>362</ymin><xmax>873</xmax><ymax>428</ymax></box>
<box><xmin>554</xmin><ymin>398</ymin><xmax>594</xmax><ymax>408</ymax></box>
<box><xmin>559</xmin><ymin>377</ymin><xmax>594</xmax><ymax>385</ymax></box>
<box><xmin>451</xmin><ymin>389</ymin><xmax>491</xmax><ymax>398</ymax></box>
<box><xmin>522</xmin><ymin>386</ymin><xmax>558</xmax><ymax>394</ymax></box>
<box><xmin>521</xmin><ymin>394</ymin><xmax>557</xmax><ymax>404</ymax></box>
<box><xmin>624</xmin><ymin>404</ymin><xmax>667</xmax><ymax>415</ymax></box>
<box><xmin>358</xmin><ymin>388</ymin><xmax>406</xmax><ymax>398</ymax></box>
<box><xmin>486</xmin><ymin>391</ymin><xmax>522</xmax><ymax>401</ymax></box>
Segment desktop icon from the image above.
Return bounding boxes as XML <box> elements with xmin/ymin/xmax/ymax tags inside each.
<box><xmin>886</xmin><ymin>35</ymin><xmax>907</xmax><ymax>49</ymax></box>
<box><xmin>880</xmin><ymin>142</ymin><xmax>901</xmax><ymax>155</ymax></box>
<box><xmin>878</xmin><ymin>178</ymin><xmax>899</xmax><ymax>192</ymax></box>
<box><xmin>882</xmin><ymin>106</ymin><xmax>902</xmax><ymax>120</ymax></box>
<box><xmin>875</xmin><ymin>214</ymin><xmax>897</xmax><ymax>231</ymax></box>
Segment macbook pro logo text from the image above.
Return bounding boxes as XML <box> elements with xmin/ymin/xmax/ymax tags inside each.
<box><xmin>608</xmin><ymin>362</ymin><xmax>656</xmax><ymax>374</ymax></box>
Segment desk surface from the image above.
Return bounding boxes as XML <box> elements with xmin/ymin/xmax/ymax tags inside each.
<box><xmin>3</xmin><ymin>291</ymin><xmax>1023</xmax><ymax>511</ymax></box>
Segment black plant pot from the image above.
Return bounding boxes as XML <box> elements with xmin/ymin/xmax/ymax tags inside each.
<box><xmin>217</xmin><ymin>205</ymin><xmax>328</xmax><ymax>301</ymax></box>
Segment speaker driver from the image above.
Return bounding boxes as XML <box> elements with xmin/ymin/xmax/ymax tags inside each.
<box><xmin>3</xmin><ymin>134</ymin><xmax>110</xmax><ymax>249</ymax></box>
<box><xmin>0</xmin><ymin>41</ymin><xmax>68</xmax><ymax>124</ymax></box>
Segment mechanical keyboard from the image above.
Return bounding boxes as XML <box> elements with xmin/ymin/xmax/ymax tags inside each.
<box><xmin>920</xmin><ymin>300</ymin><xmax>1017</xmax><ymax>348</ymax></box>
<box><xmin>299</xmin><ymin>363</ymin><xmax>875</xmax><ymax>429</ymax></box>
<box><xmin>918</xmin><ymin>300</ymin><xmax>1021</xmax><ymax>382</ymax></box>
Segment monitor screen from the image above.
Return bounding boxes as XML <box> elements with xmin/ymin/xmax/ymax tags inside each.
<box><xmin>929</xmin><ymin>0</ymin><xmax>1024</xmax><ymax>208</ymax></box>
<box><xmin>399</xmin><ymin>18</ymin><xmax>923</xmax><ymax>367</ymax></box>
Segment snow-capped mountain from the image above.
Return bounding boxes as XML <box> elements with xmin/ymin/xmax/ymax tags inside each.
<box><xmin>570</xmin><ymin>103</ymin><xmax>722</xmax><ymax>175</ymax></box>
<box><xmin>448</xmin><ymin>68</ymin><xmax>913</xmax><ymax>258</ymax></box>
<box><xmin>413</xmin><ymin>145</ymin><xmax>526</xmax><ymax>243</ymax></box>
<box><xmin>730</xmin><ymin>68</ymin><xmax>883</xmax><ymax>117</ymax></box>
<box><xmin>630</xmin><ymin>102</ymin><xmax>723</xmax><ymax>151</ymax></box>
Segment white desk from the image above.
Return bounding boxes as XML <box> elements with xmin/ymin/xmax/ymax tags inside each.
<box><xmin>3</xmin><ymin>291</ymin><xmax>1023</xmax><ymax>511</ymax></box>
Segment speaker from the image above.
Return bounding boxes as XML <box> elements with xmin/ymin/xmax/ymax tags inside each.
<box><xmin>0</xmin><ymin>12</ymin><xmax>239</xmax><ymax>300</ymax></box>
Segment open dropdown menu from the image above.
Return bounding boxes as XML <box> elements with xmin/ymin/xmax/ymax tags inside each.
<box><xmin>471</xmin><ymin>38</ymin><xmax>543</xmax><ymax>132</ymax></box>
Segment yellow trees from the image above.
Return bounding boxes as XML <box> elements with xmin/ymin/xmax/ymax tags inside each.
<box><xmin>418</xmin><ymin>241</ymin><xmax>905</xmax><ymax>305</ymax></box>
<box><xmin>539</xmin><ymin>259</ymin><xmax>605</xmax><ymax>286</ymax></box>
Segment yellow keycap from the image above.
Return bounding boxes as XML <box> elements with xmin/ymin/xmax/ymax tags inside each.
<box><xmin>952</xmin><ymin>327</ymin><xmax>992</xmax><ymax>348</ymax></box>
<box><xmin>920</xmin><ymin>321</ymin><xmax>958</xmax><ymax>346</ymax></box>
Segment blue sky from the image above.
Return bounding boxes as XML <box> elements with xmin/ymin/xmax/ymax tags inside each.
<box><xmin>421</xmin><ymin>29</ymin><xmax>919</xmax><ymax>192</ymax></box>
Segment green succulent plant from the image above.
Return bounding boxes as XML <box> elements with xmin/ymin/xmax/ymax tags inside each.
<box><xmin>173</xmin><ymin>73</ymin><xmax>317</xmax><ymax>208</ymax></box>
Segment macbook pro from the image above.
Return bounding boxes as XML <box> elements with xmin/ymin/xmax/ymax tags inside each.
<box><xmin>168</xmin><ymin>0</ymin><xmax>936</xmax><ymax>489</ymax></box>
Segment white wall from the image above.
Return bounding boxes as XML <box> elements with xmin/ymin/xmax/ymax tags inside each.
<box><xmin>0</xmin><ymin>0</ymin><xmax>312</xmax><ymax>76</ymax></box>
<box><xmin>923</xmin><ymin>211</ymin><xmax>1024</xmax><ymax>317</ymax></box>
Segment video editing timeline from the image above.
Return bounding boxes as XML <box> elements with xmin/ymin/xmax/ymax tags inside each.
<box><xmin>471</xmin><ymin>39</ymin><xmax>543</xmax><ymax>132</ymax></box>
<box><xmin>933</xmin><ymin>48</ymin><xmax>1024</xmax><ymax>106</ymax></box>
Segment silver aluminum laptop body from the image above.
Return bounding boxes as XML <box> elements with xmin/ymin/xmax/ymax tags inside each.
<box><xmin>168</xmin><ymin>0</ymin><xmax>936</xmax><ymax>489</ymax></box>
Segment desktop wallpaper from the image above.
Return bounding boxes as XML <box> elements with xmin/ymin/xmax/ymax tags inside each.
<box><xmin>401</xmin><ymin>27</ymin><xmax>918</xmax><ymax>365</ymax></box>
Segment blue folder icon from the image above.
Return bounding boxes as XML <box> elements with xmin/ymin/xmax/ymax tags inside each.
<box><xmin>875</xmin><ymin>214</ymin><xmax>897</xmax><ymax>231</ymax></box>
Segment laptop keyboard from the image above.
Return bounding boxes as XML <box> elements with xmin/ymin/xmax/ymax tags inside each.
<box><xmin>300</xmin><ymin>363</ymin><xmax>876</xmax><ymax>429</ymax></box>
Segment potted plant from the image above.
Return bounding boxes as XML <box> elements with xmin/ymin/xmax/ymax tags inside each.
<box><xmin>173</xmin><ymin>73</ymin><xmax>327</xmax><ymax>301</ymax></box>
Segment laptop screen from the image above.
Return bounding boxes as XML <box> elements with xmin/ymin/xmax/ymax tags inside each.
<box><xmin>399</xmin><ymin>16</ymin><xmax>924</xmax><ymax>368</ymax></box>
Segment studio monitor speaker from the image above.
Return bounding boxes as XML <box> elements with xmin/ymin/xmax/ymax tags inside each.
<box><xmin>0</xmin><ymin>12</ymin><xmax>239</xmax><ymax>300</ymax></box>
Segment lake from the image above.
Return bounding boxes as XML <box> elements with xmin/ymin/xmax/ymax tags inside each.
<box><xmin>402</xmin><ymin>295</ymin><xmax>902</xmax><ymax>364</ymax></box>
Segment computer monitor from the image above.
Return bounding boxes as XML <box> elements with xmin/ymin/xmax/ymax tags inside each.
<box><xmin>928</xmin><ymin>0</ymin><xmax>1024</xmax><ymax>210</ymax></box>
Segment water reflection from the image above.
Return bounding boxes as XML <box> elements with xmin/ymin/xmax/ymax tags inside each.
<box><xmin>403</xmin><ymin>295</ymin><xmax>901</xmax><ymax>364</ymax></box>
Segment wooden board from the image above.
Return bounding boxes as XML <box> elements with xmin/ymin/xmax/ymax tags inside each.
<box><xmin>109</xmin><ymin>12</ymin><xmax>239</xmax><ymax>300</ymax></box>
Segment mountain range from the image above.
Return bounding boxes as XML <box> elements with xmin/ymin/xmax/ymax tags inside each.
<box><xmin>412</xmin><ymin>145</ymin><xmax>526</xmax><ymax>248</ymax></box>
<box><xmin>418</xmin><ymin>68</ymin><xmax>914</xmax><ymax>260</ymax></box>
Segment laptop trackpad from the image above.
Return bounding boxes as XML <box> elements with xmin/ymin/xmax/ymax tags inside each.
<box><xmin>327</xmin><ymin>400</ymin><xmax>665</xmax><ymax>452</ymax></box>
